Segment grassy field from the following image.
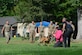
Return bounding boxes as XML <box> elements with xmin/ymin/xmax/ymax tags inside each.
<box><xmin>0</xmin><ymin>37</ymin><xmax>82</xmax><ymax>55</ymax></box>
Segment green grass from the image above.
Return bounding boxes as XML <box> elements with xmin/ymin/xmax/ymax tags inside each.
<box><xmin>0</xmin><ymin>37</ymin><xmax>82</xmax><ymax>55</ymax></box>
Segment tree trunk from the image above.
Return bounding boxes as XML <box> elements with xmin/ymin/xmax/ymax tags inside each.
<box><xmin>77</xmin><ymin>8</ymin><xmax>82</xmax><ymax>39</ymax></box>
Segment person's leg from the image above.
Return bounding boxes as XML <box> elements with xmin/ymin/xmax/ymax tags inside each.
<box><xmin>54</xmin><ymin>41</ymin><xmax>60</xmax><ymax>47</ymax></box>
<box><xmin>5</xmin><ymin>32</ymin><xmax>10</xmax><ymax>44</ymax></box>
<box><xmin>68</xmin><ymin>32</ymin><xmax>72</xmax><ymax>47</ymax></box>
<box><xmin>33</xmin><ymin>31</ymin><xmax>35</xmax><ymax>42</ymax></box>
<box><xmin>25</xmin><ymin>32</ymin><xmax>27</xmax><ymax>39</ymax></box>
<box><xmin>29</xmin><ymin>32</ymin><xmax>32</xmax><ymax>42</ymax></box>
<box><xmin>38</xmin><ymin>33</ymin><xmax>42</xmax><ymax>43</ymax></box>
<box><xmin>32</xmin><ymin>33</ymin><xmax>33</xmax><ymax>42</ymax></box>
<box><xmin>60</xmin><ymin>42</ymin><xmax>63</xmax><ymax>47</ymax></box>
<box><xmin>48</xmin><ymin>32</ymin><xmax>52</xmax><ymax>43</ymax></box>
<box><xmin>63</xmin><ymin>33</ymin><xmax>67</xmax><ymax>47</ymax></box>
<box><xmin>50</xmin><ymin>35</ymin><xmax>55</xmax><ymax>43</ymax></box>
<box><xmin>39</xmin><ymin>33</ymin><xmax>42</xmax><ymax>40</ymax></box>
<box><xmin>68</xmin><ymin>36</ymin><xmax>70</xmax><ymax>47</ymax></box>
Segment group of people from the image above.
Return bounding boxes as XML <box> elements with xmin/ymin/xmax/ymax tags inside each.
<box><xmin>1</xmin><ymin>17</ymin><xmax>75</xmax><ymax>48</ymax></box>
<box><xmin>53</xmin><ymin>18</ymin><xmax>75</xmax><ymax>47</ymax></box>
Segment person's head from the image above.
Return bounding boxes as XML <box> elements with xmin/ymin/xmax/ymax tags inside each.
<box><xmin>40</xmin><ymin>22</ymin><xmax>42</xmax><ymax>25</ymax></box>
<box><xmin>56</xmin><ymin>25</ymin><xmax>62</xmax><ymax>30</ymax></box>
<box><xmin>32</xmin><ymin>21</ymin><xmax>35</xmax><ymax>24</ymax></box>
<box><xmin>70</xmin><ymin>21</ymin><xmax>73</xmax><ymax>24</ymax></box>
<box><xmin>50</xmin><ymin>21</ymin><xmax>53</xmax><ymax>24</ymax></box>
<box><xmin>66</xmin><ymin>20</ymin><xmax>70</xmax><ymax>24</ymax></box>
<box><xmin>55</xmin><ymin>22</ymin><xmax>58</xmax><ymax>25</ymax></box>
<box><xmin>6</xmin><ymin>21</ymin><xmax>9</xmax><ymax>25</ymax></box>
<box><xmin>62</xmin><ymin>17</ymin><xmax>66</xmax><ymax>22</ymax></box>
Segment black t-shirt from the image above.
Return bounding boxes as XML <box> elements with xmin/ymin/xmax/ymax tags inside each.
<box><xmin>62</xmin><ymin>22</ymin><xmax>73</xmax><ymax>32</ymax></box>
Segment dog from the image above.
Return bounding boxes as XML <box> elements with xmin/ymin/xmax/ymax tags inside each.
<box><xmin>39</xmin><ymin>36</ymin><xmax>51</xmax><ymax>46</ymax></box>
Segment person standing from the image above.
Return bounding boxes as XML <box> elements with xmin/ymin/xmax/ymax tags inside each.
<box><xmin>29</xmin><ymin>21</ymin><xmax>36</xmax><ymax>43</ymax></box>
<box><xmin>48</xmin><ymin>21</ymin><xmax>54</xmax><ymax>42</ymax></box>
<box><xmin>54</xmin><ymin>22</ymin><xmax>59</xmax><ymax>33</ymax></box>
<box><xmin>38</xmin><ymin>22</ymin><xmax>44</xmax><ymax>43</ymax></box>
<box><xmin>70</xmin><ymin>21</ymin><xmax>75</xmax><ymax>41</ymax></box>
<box><xmin>1</xmin><ymin>21</ymin><xmax>11</xmax><ymax>44</ymax></box>
<box><xmin>62</xmin><ymin>18</ymin><xmax>73</xmax><ymax>47</ymax></box>
<box><xmin>54</xmin><ymin>22</ymin><xmax>58</xmax><ymax>28</ymax></box>
<box><xmin>70</xmin><ymin>21</ymin><xmax>75</xmax><ymax>32</ymax></box>
<box><xmin>48</xmin><ymin>21</ymin><xmax>54</xmax><ymax>37</ymax></box>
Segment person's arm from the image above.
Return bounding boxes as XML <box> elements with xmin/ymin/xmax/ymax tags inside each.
<box><xmin>38</xmin><ymin>27</ymin><xmax>40</xmax><ymax>33</ymax></box>
<box><xmin>11</xmin><ymin>26</ymin><xmax>14</xmax><ymax>30</ymax></box>
<box><xmin>71</xmin><ymin>24</ymin><xmax>75</xmax><ymax>31</ymax></box>
<box><xmin>53</xmin><ymin>29</ymin><xmax>57</xmax><ymax>37</ymax></box>
<box><xmin>1</xmin><ymin>26</ymin><xmax>5</xmax><ymax>34</ymax></box>
<box><xmin>48</xmin><ymin>25</ymin><xmax>50</xmax><ymax>33</ymax></box>
<box><xmin>34</xmin><ymin>23</ymin><xmax>36</xmax><ymax>33</ymax></box>
<box><xmin>62</xmin><ymin>23</ymin><xmax>66</xmax><ymax>34</ymax></box>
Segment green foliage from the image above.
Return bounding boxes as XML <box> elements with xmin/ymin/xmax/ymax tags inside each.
<box><xmin>0</xmin><ymin>0</ymin><xmax>81</xmax><ymax>22</ymax></box>
<box><xmin>0</xmin><ymin>0</ymin><xmax>16</xmax><ymax>16</ymax></box>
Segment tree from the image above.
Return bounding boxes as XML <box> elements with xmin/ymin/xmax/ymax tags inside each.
<box><xmin>0</xmin><ymin>0</ymin><xmax>82</xmax><ymax>23</ymax></box>
<box><xmin>0</xmin><ymin>0</ymin><xmax>17</xmax><ymax>16</ymax></box>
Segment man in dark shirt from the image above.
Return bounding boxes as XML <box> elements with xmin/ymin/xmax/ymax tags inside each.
<box><xmin>62</xmin><ymin>18</ymin><xmax>73</xmax><ymax>47</ymax></box>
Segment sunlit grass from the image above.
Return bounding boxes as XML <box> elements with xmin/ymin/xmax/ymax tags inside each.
<box><xmin>0</xmin><ymin>37</ymin><xmax>82</xmax><ymax>55</ymax></box>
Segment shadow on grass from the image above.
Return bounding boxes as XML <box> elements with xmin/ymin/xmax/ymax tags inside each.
<box><xmin>1</xmin><ymin>48</ymin><xmax>82</xmax><ymax>55</ymax></box>
<box><xmin>71</xmin><ymin>46</ymin><xmax>79</xmax><ymax>48</ymax></box>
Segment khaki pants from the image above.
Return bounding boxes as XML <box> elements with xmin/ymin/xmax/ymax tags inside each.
<box><xmin>39</xmin><ymin>32</ymin><xmax>44</xmax><ymax>40</ymax></box>
<box><xmin>5</xmin><ymin>32</ymin><xmax>11</xmax><ymax>43</ymax></box>
<box><xmin>48</xmin><ymin>32</ymin><xmax>52</xmax><ymax>37</ymax></box>
<box><xmin>29</xmin><ymin>30</ymin><xmax>35</xmax><ymax>42</ymax></box>
<box><xmin>38</xmin><ymin>32</ymin><xmax>44</xmax><ymax>43</ymax></box>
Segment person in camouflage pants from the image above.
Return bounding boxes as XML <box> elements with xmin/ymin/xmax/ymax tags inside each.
<box><xmin>29</xmin><ymin>21</ymin><xmax>36</xmax><ymax>43</ymax></box>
